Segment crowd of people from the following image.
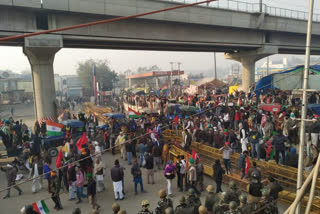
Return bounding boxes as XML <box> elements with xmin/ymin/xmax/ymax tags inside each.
<box><xmin>1</xmin><ymin>86</ymin><xmax>320</xmax><ymax>213</ymax></box>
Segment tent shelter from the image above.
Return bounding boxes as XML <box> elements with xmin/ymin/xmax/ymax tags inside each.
<box><xmin>253</xmin><ymin>65</ymin><xmax>320</xmax><ymax>96</ymax></box>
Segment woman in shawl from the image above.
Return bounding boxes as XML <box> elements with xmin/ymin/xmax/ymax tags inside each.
<box><xmin>93</xmin><ymin>158</ymin><xmax>105</xmax><ymax>192</ymax></box>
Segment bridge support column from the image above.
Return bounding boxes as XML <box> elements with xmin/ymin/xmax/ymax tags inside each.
<box><xmin>224</xmin><ymin>46</ymin><xmax>278</xmax><ymax>92</ymax></box>
<box><xmin>23</xmin><ymin>35</ymin><xmax>63</xmax><ymax>122</ymax></box>
<box><xmin>129</xmin><ymin>78</ymin><xmax>132</xmax><ymax>88</ymax></box>
<box><xmin>155</xmin><ymin>77</ymin><xmax>159</xmax><ymax>90</ymax></box>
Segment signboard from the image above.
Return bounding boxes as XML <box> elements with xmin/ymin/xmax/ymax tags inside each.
<box><xmin>101</xmin><ymin>91</ymin><xmax>113</xmax><ymax>96</ymax></box>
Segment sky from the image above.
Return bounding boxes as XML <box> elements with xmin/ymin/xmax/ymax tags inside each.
<box><xmin>0</xmin><ymin>0</ymin><xmax>319</xmax><ymax>77</ymax></box>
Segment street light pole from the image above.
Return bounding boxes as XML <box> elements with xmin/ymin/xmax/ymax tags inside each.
<box><xmin>267</xmin><ymin>56</ymin><xmax>269</xmax><ymax>76</ymax></box>
<box><xmin>214</xmin><ymin>52</ymin><xmax>217</xmax><ymax>80</ymax></box>
<box><xmin>170</xmin><ymin>62</ymin><xmax>174</xmax><ymax>89</ymax></box>
<box><xmin>178</xmin><ymin>62</ymin><xmax>182</xmax><ymax>95</ymax></box>
<box><xmin>296</xmin><ymin>0</ymin><xmax>314</xmax><ymax>213</ymax></box>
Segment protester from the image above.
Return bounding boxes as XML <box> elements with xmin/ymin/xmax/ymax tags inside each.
<box><xmin>1</xmin><ymin>163</ymin><xmax>22</xmax><ymax>199</ymax></box>
<box><xmin>213</xmin><ymin>159</ymin><xmax>225</xmax><ymax>193</ymax></box>
<box><xmin>111</xmin><ymin>159</ymin><xmax>124</xmax><ymax>200</ymax></box>
<box><xmin>131</xmin><ymin>159</ymin><xmax>145</xmax><ymax>195</ymax></box>
<box><xmin>75</xmin><ymin>165</ymin><xmax>87</xmax><ymax>204</ymax></box>
<box><xmin>164</xmin><ymin>160</ymin><xmax>176</xmax><ymax>196</ymax></box>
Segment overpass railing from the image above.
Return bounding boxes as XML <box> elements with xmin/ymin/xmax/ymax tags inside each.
<box><xmin>160</xmin><ymin>0</ymin><xmax>320</xmax><ymax>22</ymax></box>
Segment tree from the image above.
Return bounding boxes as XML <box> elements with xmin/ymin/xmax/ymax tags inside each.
<box><xmin>76</xmin><ymin>59</ymin><xmax>118</xmax><ymax>95</ymax></box>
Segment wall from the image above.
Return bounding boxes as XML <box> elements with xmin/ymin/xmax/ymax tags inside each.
<box><xmin>17</xmin><ymin>80</ymin><xmax>33</xmax><ymax>93</ymax></box>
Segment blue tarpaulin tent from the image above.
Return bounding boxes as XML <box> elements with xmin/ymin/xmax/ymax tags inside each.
<box><xmin>253</xmin><ymin>65</ymin><xmax>320</xmax><ymax>97</ymax></box>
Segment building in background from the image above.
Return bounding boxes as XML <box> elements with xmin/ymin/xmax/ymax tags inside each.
<box><xmin>256</xmin><ymin>57</ymin><xmax>289</xmax><ymax>80</ymax></box>
<box><xmin>62</xmin><ymin>75</ymin><xmax>83</xmax><ymax>98</ymax></box>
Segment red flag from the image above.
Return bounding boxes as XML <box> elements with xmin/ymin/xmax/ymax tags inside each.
<box><xmin>76</xmin><ymin>133</ymin><xmax>88</xmax><ymax>150</ymax></box>
<box><xmin>192</xmin><ymin>149</ymin><xmax>196</xmax><ymax>160</ymax></box>
<box><xmin>186</xmin><ymin>153</ymin><xmax>189</xmax><ymax>170</ymax></box>
<box><xmin>55</xmin><ymin>149</ymin><xmax>63</xmax><ymax>168</ymax></box>
<box><xmin>192</xmin><ymin>149</ymin><xmax>201</xmax><ymax>162</ymax></box>
<box><xmin>215</xmin><ymin>97</ymin><xmax>220</xmax><ymax>106</ymax></box>
<box><xmin>245</xmin><ymin>156</ymin><xmax>250</xmax><ymax>175</ymax></box>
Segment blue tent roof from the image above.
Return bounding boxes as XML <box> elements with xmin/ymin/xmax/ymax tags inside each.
<box><xmin>61</xmin><ymin>120</ymin><xmax>85</xmax><ymax>127</ymax></box>
<box><xmin>253</xmin><ymin>65</ymin><xmax>320</xmax><ymax>96</ymax></box>
<box><xmin>103</xmin><ymin>113</ymin><xmax>126</xmax><ymax>119</ymax></box>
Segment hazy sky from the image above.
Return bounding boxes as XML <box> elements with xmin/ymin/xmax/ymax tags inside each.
<box><xmin>0</xmin><ymin>0</ymin><xmax>319</xmax><ymax>76</ymax></box>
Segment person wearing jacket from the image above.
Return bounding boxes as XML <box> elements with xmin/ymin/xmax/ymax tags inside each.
<box><xmin>271</xmin><ymin>130</ymin><xmax>287</xmax><ymax>164</ymax></box>
<box><xmin>145</xmin><ymin>152</ymin><xmax>154</xmax><ymax>184</ymax></box>
<box><xmin>309</xmin><ymin>116</ymin><xmax>320</xmax><ymax>147</ymax></box>
<box><xmin>50</xmin><ymin>171</ymin><xmax>63</xmax><ymax>210</ymax></box>
<box><xmin>43</xmin><ymin>156</ymin><xmax>52</xmax><ymax>193</ymax></box>
<box><xmin>164</xmin><ymin>160</ymin><xmax>176</xmax><ymax>196</ymax></box>
<box><xmin>111</xmin><ymin>159</ymin><xmax>124</xmax><ymax>200</ymax></box>
<box><xmin>68</xmin><ymin>162</ymin><xmax>77</xmax><ymax>200</ymax></box>
<box><xmin>75</xmin><ymin>165</ymin><xmax>87</xmax><ymax>204</ymax></box>
<box><xmin>238</xmin><ymin>151</ymin><xmax>249</xmax><ymax>180</ymax></box>
<box><xmin>213</xmin><ymin>159</ymin><xmax>225</xmax><ymax>193</ymax></box>
<box><xmin>131</xmin><ymin>159</ymin><xmax>145</xmax><ymax>195</ymax></box>
<box><xmin>87</xmin><ymin>173</ymin><xmax>100</xmax><ymax>210</ymax></box>
<box><xmin>1</xmin><ymin>164</ymin><xmax>22</xmax><ymax>199</ymax></box>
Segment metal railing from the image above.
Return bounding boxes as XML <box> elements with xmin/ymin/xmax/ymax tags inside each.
<box><xmin>158</xmin><ymin>0</ymin><xmax>320</xmax><ymax>22</ymax></box>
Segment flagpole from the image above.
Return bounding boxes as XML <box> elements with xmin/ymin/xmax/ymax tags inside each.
<box><xmin>93</xmin><ymin>65</ymin><xmax>97</xmax><ymax>105</ymax></box>
<box><xmin>296</xmin><ymin>0</ymin><xmax>314</xmax><ymax>213</ymax></box>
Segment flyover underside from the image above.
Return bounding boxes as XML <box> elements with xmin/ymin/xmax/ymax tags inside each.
<box><xmin>1</xmin><ymin>7</ymin><xmax>320</xmax><ymax>54</ymax></box>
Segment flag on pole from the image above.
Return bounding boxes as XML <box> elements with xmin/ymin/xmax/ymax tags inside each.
<box><xmin>192</xmin><ymin>149</ymin><xmax>201</xmax><ymax>161</ymax></box>
<box><xmin>237</xmin><ymin>97</ymin><xmax>242</xmax><ymax>106</ymax></box>
<box><xmin>186</xmin><ymin>152</ymin><xmax>189</xmax><ymax>170</ymax></box>
<box><xmin>160</xmin><ymin>85</ymin><xmax>168</xmax><ymax>91</ymax></box>
<box><xmin>46</xmin><ymin>120</ymin><xmax>63</xmax><ymax>136</ymax></box>
<box><xmin>93</xmin><ymin>65</ymin><xmax>97</xmax><ymax>102</ymax></box>
<box><xmin>55</xmin><ymin>149</ymin><xmax>63</xmax><ymax>168</ymax></box>
<box><xmin>32</xmin><ymin>200</ymin><xmax>49</xmax><ymax>214</ymax></box>
<box><xmin>245</xmin><ymin>155</ymin><xmax>250</xmax><ymax>175</ymax></box>
<box><xmin>128</xmin><ymin>107</ymin><xmax>141</xmax><ymax>119</ymax></box>
<box><xmin>76</xmin><ymin>133</ymin><xmax>88</xmax><ymax>150</ymax></box>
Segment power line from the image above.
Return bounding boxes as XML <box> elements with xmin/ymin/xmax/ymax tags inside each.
<box><xmin>2</xmin><ymin>29</ymin><xmax>320</xmax><ymax>52</ymax></box>
<box><xmin>0</xmin><ymin>103</ymin><xmax>217</xmax><ymax>194</ymax></box>
<box><xmin>0</xmin><ymin>0</ymin><xmax>217</xmax><ymax>42</ymax></box>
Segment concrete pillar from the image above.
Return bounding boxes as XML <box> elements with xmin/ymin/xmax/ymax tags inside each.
<box><xmin>224</xmin><ymin>46</ymin><xmax>278</xmax><ymax>92</ymax></box>
<box><xmin>241</xmin><ymin>57</ymin><xmax>256</xmax><ymax>92</ymax></box>
<box><xmin>129</xmin><ymin>78</ymin><xmax>132</xmax><ymax>88</ymax></box>
<box><xmin>155</xmin><ymin>77</ymin><xmax>159</xmax><ymax>90</ymax></box>
<box><xmin>23</xmin><ymin>35</ymin><xmax>63</xmax><ymax>122</ymax></box>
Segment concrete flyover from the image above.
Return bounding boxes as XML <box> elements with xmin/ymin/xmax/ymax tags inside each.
<box><xmin>1</xmin><ymin>0</ymin><xmax>320</xmax><ymax>117</ymax></box>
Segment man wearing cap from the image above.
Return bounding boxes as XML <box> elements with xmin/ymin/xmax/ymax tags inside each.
<box><xmin>286</xmin><ymin>112</ymin><xmax>298</xmax><ymax>145</ymax></box>
<box><xmin>116</xmin><ymin>132</ymin><xmax>126</xmax><ymax>160</ymax></box>
<box><xmin>50</xmin><ymin>171</ymin><xmax>63</xmax><ymax>210</ymax></box>
<box><xmin>87</xmin><ymin>173</ymin><xmax>100</xmax><ymax>210</ymax></box>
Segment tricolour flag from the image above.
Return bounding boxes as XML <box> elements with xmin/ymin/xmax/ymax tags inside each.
<box><xmin>237</xmin><ymin>97</ymin><xmax>242</xmax><ymax>106</ymax></box>
<box><xmin>46</xmin><ymin>120</ymin><xmax>64</xmax><ymax>136</ymax></box>
<box><xmin>128</xmin><ymin>107</ymin><xmax>141</xmax><ymax>119</ymax></box>
<box><xmin>32</xmin><ymin>200</ymin><xmax>49</xmax><ymax>214</ymax></box>
<box><xmin>160</xmin><ymin>85</ymin><xmax>168</xmax><ymax>91</ymax></box>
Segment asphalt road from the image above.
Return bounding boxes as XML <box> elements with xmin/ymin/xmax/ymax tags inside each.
<box><xmin>0</xmin><ymin>151</ymin><xmax>292</xmax><ymax>214</ymax></box>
